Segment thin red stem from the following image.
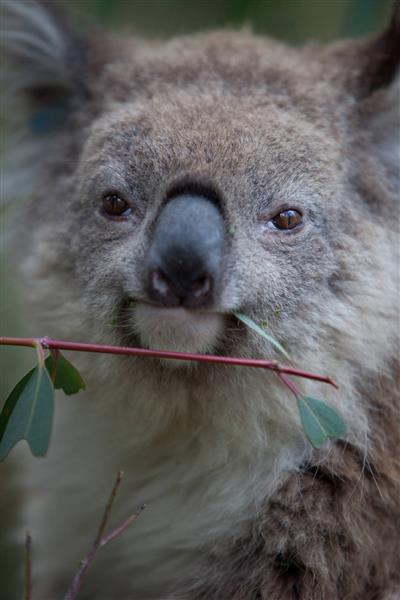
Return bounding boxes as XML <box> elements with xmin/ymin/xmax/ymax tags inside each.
<box><xmin>25</xmin><ymin>531</ymin><xmax>32</xmax><ymax>600</ymax></box>
<box><xmin>277</xmin><ymin>372</ymin><xmax>303</xmax><ymax>398</ymax></box>
<box><xmin>0</xmin><ymin>337</ymin><xmax>338</xmax><ymax>388</ymax></box>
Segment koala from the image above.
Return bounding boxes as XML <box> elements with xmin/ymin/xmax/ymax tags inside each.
<box><xmin>1</xmin><ymin>1</ymin><xmax>399</xmax><ymax>599</ymax></box>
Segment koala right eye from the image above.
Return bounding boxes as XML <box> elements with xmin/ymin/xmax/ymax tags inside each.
<box><xmin>101</xmin><ymin>193</ymin><xmax>132</xmax><ymax>218</ymax></box>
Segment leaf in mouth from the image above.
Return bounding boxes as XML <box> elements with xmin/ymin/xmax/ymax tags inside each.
<box><xmin>234</xmin><ymin>312</ymin><xmax>289</xmax><ymax>359</ymax></box>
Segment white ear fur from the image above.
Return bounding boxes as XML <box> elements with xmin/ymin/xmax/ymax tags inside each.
<box><xmin>2</xmin><ymin>0</ymin><xmax>66</xmax><ymax>63</ymax></box>
<box><xmin>0</xmin><ymin>0</ymin><xmax>87</xmax><ymax>204</ymax></box>
<box><xmin>0</xmin><ymin>0</ymin><xmax>77</xmax><ymax>94</ymax></box>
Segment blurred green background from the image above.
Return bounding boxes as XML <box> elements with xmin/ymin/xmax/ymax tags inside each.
<box><xmin>0</xmin><ymin>0</ymin><xmax>393</xmax><ymax>598</ymax></box>
<box><xmin>75</xmin><ymin>0</ymin><xmax>392</xmax><ymax>40</ymax></box>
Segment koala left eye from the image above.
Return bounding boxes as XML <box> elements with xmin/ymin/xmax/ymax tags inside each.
<box><xmin>102</xmin><ymin>193</ymin><xmax>132</xmax><ymax>218</ymax></box>
<box><xmin>269</xmin><ymin>209</ymin><xmax>303</xmax><ymax>230</ymax></box>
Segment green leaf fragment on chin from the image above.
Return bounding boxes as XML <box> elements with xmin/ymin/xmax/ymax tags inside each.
<box><xmin>45</xmin><ymin>351</ymin><xmax>85</xmax><ymax>395</ymax></box>
<box><xmin>0</xmin><ymin>366</ymin><xmax>54</xmax><ymax>460</ymax></box>
<box><xmin>297</xmin><ymin>395</ymin><xmax>347</xmax><ymax>449</ymax></box>
<box><xmin>234</xmin><ymin>312</ymin><xmax>289</xmax><ymax>359</ymax></box>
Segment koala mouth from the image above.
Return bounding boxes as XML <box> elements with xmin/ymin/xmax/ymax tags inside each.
<box><xmin>124</xmin><ymin>300</ymin><xmax>226</xmax><ymax>356</ymax></box>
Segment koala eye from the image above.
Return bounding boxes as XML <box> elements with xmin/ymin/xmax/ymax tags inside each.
<box><xmin>102</xmin><ymin>193</ymin><xmax>132</xmax><ymax>218</ymax></box>
<box><xmin>270</xmin><ymin>209</ymin><xmax>303</xmax><ymax>230</ymax></box>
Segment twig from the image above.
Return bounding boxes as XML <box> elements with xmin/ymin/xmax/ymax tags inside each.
<box><xmin>33</xmin><ymin>340</ymin><xmax>46</xmax><ymax>367</ymax></box>
<box><xmin>0</xmin><ymin>337</ymin><xmax>338</xmax><ymax>388</ymax></box>
<box><xmin>276</xmin><ymin>371</ymin><xmax>302</xmax><ymax>398</ymax></box>
<box><xmin>48</xmin><ymin>349</ymin><xmax>60</xmax><ymax>384</ymax></box>
<box><xmin>99</xmin><ymin>504</ymin><xmax>146</xmax><ymax>548</ymax></box>
<box><xmin>63</xmin><ymin>471</ymin><xmax>144</xmax><ymax>600</ymax></box>
<box><xmin>25</xmin><ymin>531</ymin><xmax>32</xmax><ymax>600</ymax></box>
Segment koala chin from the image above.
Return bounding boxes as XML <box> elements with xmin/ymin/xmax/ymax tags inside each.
<box><xmin>1</xmin><ymin>1</ymin><xmax>399</xmax><ymax>599</ymax></box>
<box><xmin>133</xmin><ymin>302</ymin><xmax>225</xmax><ymax>355</ymax></box>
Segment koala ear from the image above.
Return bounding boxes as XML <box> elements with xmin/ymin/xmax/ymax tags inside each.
<box><xmin>1</xmin><ymin>0</ymin><xmax>91</xmax><ymax>134</ymax></box>
<box><xmin>354</xmin><ymin>3</ymin><xmax>400</xmax><ymax>176</ymax></box>
<box><xmin>357</xmin><ymin>2</ymin><xmax>400</xmax><ymax>97</ymax></box>
<box><xmin>0</xmin><ymin>0</ymin><xmax>106</xmax><ymax>202</ymax></box>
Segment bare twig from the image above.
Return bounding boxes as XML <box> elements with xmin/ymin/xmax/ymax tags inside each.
<box><xmin>276</xmin><ymin>372</ymin><xmax>302</xmax><ymax>398</ymax></box>
<box><xmin>25</xmin><ymin>531</ymin><xmax>32</xmax><ymax>600</ymax></box>
<box><xmin>99</xmin><ymin>504</ymin><xmax>146</xmax><ymax>548</ymax></box>
<box><xmin>63</xmin><ymin>471</ymin><xmax>144</xmax><ymax>600</ymax></box>
<box><xmin>94</xmin><ymin>471</ymin><xmax>124</xmax><ymax>547</ymax></box>
<box><xmin>0</xmin><ymin>337</ymin><xmax>338</xmax><ymax>388</ymax></box>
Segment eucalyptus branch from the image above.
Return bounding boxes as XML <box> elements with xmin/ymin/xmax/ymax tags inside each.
<box><xmin>0</xmin><ymin>329</ymin><xmax>345</xmax><ymax>458</ymax></box>
<box><xmin>0</xmin><ymin>336</ymin><xmax>338</xmax><ymax>388</ymax></box>
<box><xmin>63</xmin><ymin>471</ymin><xmax>145</xmax><ymax>600</ymax></box>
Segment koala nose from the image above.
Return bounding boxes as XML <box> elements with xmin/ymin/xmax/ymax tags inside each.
<box><xmin>146</xmin><ymin>193</ymin><xmax>225</xmax><ymax>308</ymax></box>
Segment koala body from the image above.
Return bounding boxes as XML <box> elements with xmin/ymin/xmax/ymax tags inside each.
<box><xmin>1</xmin><ymin>2</ymin><xmax>399</xmax><ymax>599</ymax></box>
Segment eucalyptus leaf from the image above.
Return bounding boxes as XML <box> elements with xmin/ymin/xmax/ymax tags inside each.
<box><xmin>45</xmin><ymin>351</ymin><xmax>85</xmax><ymax>395</ymax></box>
<box><xmin>234</xmin><ymin>312</ymin><xmax>289</xmax><ymax>359</ymax></box>
<box><xmin>0</xmin><ymin>365</ymin><xmax>54</xmax><ymax>460</ymax></box>
<box><xmin>0</xmin><ymin>369</ymin><xmax>35</xmax><ymax>440</ymax></box>
<box><xmin>297</xmin><ymin>395</ymin><xmax>347</xmax><ymax>449</ymax></box>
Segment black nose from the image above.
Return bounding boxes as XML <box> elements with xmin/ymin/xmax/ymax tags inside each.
<box><xmin>146</xmin><ymin>193</ymin><xmax>225</xmax><ymax>308</ymax></box>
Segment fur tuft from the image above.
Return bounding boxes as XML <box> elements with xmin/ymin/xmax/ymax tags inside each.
<box><xmin>0</xmin><ymin>0</ymin><xmax>89</xmax><ymax>204</ymax></box>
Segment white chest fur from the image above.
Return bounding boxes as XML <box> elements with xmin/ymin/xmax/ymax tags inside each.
<box><xmin>19</xmin><ymin>368</ymin><xmax>308</xmax><ymax>598</ymax></box>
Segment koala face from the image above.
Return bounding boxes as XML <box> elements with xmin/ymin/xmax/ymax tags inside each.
<box><xmin>29</xmin><ymin>44</ymin><xmax>352</xmax><ymax>369</ymax></box>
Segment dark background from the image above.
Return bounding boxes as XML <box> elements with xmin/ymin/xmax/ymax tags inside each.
<box><xmin>0</xmin><ymin>0</ymin><xmax>393</xmax><ymax>597</ymax></box>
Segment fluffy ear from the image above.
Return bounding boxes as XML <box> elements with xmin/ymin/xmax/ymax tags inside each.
<box><xmin>1</xmin><ymin>0</ymin><xmax>91</xmax><ymax>133</ymax></box>
<box><xmin>355</xmin><ymin>3</ymin><xmax>400</xmax><ymax>179</ymax></box>
<box><xmin>0</xmin><ymin>1</ymin><xmax>106</xmax><ymax>203</ymax></box>
<box><xmin>357</xmin><ymin>1</ymin><xmax>400</xmax><ymax>97</ymax></box>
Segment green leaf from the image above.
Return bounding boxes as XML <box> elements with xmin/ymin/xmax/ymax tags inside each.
<box><xmin>273</xmin><ymin>307</ymin><xmax>282</xmax><ymax>318</ymax></box>
<box><xmin>45</xmin><ymin>351</ymin><xmax>85</xmax><ymax>395</ymax></box>
<box><xmin>297</xmin><ymin>395</ymin><xmax>347</xmax><ymax>449</ymax></box>
<box><xmin>234</xmin><ymin>312</ymin><xmax>290</xmax><ymax>359</ymax></box>
<box><xmin>0</xmin><ymin>365</ymin><xmax>54</xmax><ymax>460</ymax></box>
<box><xmin>0</xmin><ymin>369</ymin><xmax>35</xmax><ymax>439</ymax></box>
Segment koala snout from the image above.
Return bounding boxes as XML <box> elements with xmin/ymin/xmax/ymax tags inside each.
<box><xmin>146</xmin><ymin>193</ymin><xmax>225</xmax><ymax>308</ymax></box>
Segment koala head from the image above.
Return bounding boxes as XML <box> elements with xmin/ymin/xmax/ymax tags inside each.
<box><xmin>2</xmin><ymin>2</ymin><xmax>399</xmax><ymax>441</ymax></box>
